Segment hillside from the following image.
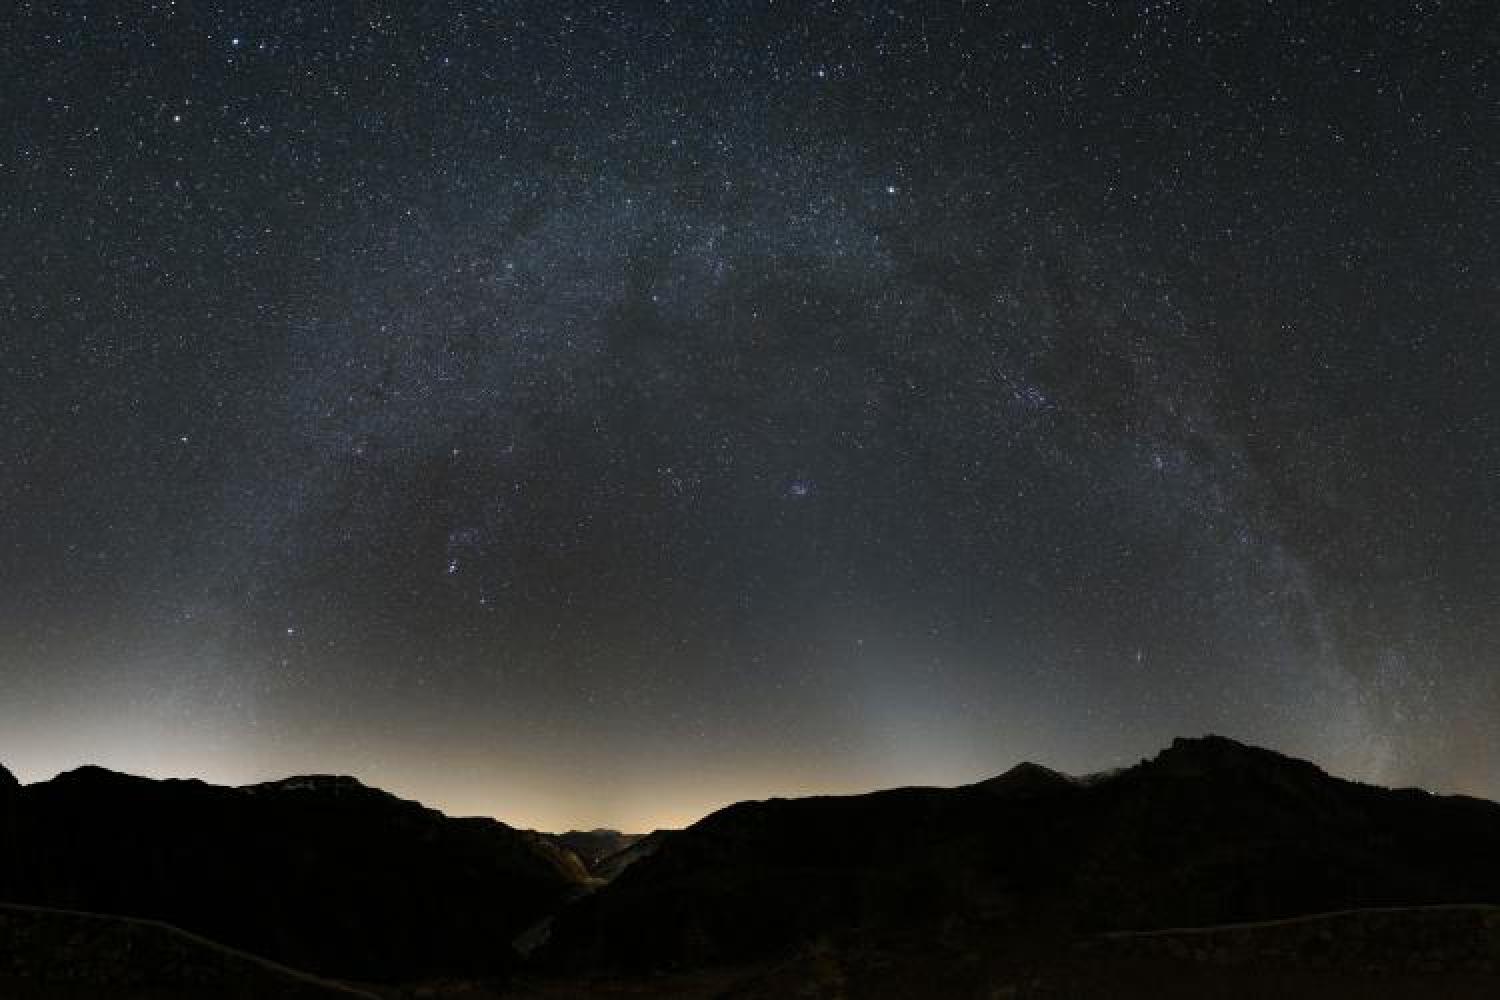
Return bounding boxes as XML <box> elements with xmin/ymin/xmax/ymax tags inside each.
<box><xmin>548</xmin><ymin>830</ymin><xmax>645</xmax><ymax>872</ymax></box>
<box><xmin>540</xmin><ymin>736</ymin><xmax>1500</xmax><ymax>974</ymax></box>
<box><xmin>5</xmin><ymin>738</ymin><xmax>1500</xmax><ymax>997</ymax></box>
<box><xmin>0</xmin><ymin>765</ymin><xmax>584</xmax><ymax>983</ymax></box>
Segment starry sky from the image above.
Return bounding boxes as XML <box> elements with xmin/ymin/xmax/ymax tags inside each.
<box><xmin>1</xmin><ymin>1</ymin><xmax>1496</xmax><ymax>833</ymax></box>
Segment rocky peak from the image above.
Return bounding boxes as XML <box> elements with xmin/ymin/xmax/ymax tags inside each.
<box><xmin>976</xmin><ymin>761</ymin><xmax>1078</xmax><ymax>796</ymax></box>
<box><xmin>47</xmin><ymin>764</ymin><xmax>149</xmax><ymax>789</ymax></box>
<box><xmin>250</xmin><ymin>774</ymin><xmax>371</xmax><ymax>794</ymax></box>
<box><xmin>1150</xmin><ymin>734</ymin><xmax>1327</xmax><ymax>782</ymax></box>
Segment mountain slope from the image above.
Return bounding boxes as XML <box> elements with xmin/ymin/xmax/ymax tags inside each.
<box><xmin>0</xmin><ymin>766</ymin><xmax>585</xmax><ymax>983</ymax></box>
<box><xmin>541</xmin><ymin>736</ymin><xmax>1500</xmax><ymax>973</ymax></box>
<box><xmin>593</xmin><ymin>829</ymin><xmax>674</xmax><ymax>883</ymax></box>
<box><xmin>547</xmin><ymin>829</ymin><xmax>645</xmax><ymax>873</ymax></box>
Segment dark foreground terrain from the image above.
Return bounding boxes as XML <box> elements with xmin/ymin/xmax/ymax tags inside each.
<box><xmin>0</xmin><ymin>902</ymin><xmax>376</xmax><ymax>999</ymax></box>
<box><xmin>0</xmin><ymin>761</ymin><xmax>585</xmax><ymax>982</ymax></box>
<box><xmin>3</xmin><ymin>737</ymin><xmax>1499</xmax><ymax>997</ymax></box>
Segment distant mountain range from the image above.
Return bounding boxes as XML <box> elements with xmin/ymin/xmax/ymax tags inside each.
<box><xmin>546</xmin><ymin>829</ymin><xmax>646</xmax><ymax>872</ymax></box>
<box><xmin>3</xmin><ymin>737</ymin><xmax>1500</xmax><ymax>998</ymax></box>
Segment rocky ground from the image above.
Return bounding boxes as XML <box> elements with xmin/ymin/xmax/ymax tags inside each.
<box><xmin>402</xmin><ymin>906</ymin><xmax>1500</xmax><ymax>999</ymax></box>
<box><xmin>0</xmin><ymin>902</ymin><xmax>375</xmax><ymax>999</ymax></box>
<box><xmin>6</xmin><ymin>901</ymin><xmax>1500</xmax><ymax>998</ymax></box>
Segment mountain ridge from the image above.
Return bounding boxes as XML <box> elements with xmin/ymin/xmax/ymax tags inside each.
<box><xmin>539</xmin><ymin>733</ymin><xmax>1500</xmax><ymax>974</ymax></box>
<box><xmin>5</xmin><ymin>736</ymin><xmax>1500</xmax><ymax>995</ymax></box>
<box><xmin>0</xmin><ymin>762</ymin><xmax>586</xmax><ymax>983</ymax></box>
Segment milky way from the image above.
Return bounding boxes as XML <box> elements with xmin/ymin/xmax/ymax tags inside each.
<box><xmin>2</xmin><ymin>2</ymin><xmax>1496</xmax><ymax>830</ymax></box>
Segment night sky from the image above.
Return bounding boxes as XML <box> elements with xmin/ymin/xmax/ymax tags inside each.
<box><xmin>2</xmin><ymin>2</ymin><xmax>1496</xmax><ymax>833</ymax></box>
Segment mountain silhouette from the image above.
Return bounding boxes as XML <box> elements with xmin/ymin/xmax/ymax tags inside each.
<box><xmin>0</xmin><ymin>765</ymin><xmax>584</xmax><ymax>982</ymax></box>
<box><xmin>540</xmin><ymin>735</ymin><xmax>1500</xmax><ymax>976</ymax></box>
<box><xmin>3</xmin><ymin>737</ymin><xmax>1500</xmax><ymax>998</ymax></box>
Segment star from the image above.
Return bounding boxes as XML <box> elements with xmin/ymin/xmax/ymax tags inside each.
<box><xmin>0</xmin><ymin>0</ymin><xmax>1491</xmax><ymax>833</ymax></box>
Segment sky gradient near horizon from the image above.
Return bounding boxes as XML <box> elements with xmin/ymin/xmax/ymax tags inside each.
<box><xmin>2</xmin><ymin>1</ymin><xmax>1496</xmax><ymax>832</ymax></box>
